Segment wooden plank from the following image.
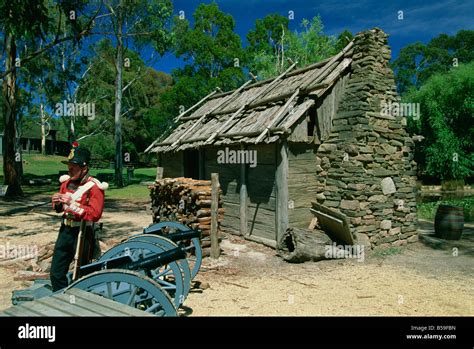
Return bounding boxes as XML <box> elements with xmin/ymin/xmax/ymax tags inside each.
<box><xmin>27</xmin><ymin>298</ymin><xmax>82</xmax><ymax>316</ymax></box>
<box><xmin>175</xmin><ymin>89</ymin><xmax>218</xmax><ymax>122</ymax></box>
<box><xmin>213</xmin><ymin>62</ymin><xmax>298</xmax><ymax>117</ymax></box>
<box><xmin>65</xmin><ymin>288</ymin><xmax>154</xmax><ymax>316</ymax></box>
<box><xmin>255</xmin><ymin>89</ymin><xmax>300</xmax><ymax>143</ymax></box>
<box><xmin>205</xmin><ymin>80</ymin><xmax>255</xmax><ymax>143</ymax></box>
<box><xmin>244</xmin><ymin>234</ymin><xmax>277</xmax><ymax>248</ymax></box>
<box><xmin>147</xmin><ymin>89</ymin><xmax>219</xmax><ymax>152</ymax></box>
<box><xmin>50</xmin><ymin>292</ymin><xmax>120</xmax><ymax>316</ymax></box>
<box><xmin>210</xmin><ymin>173</ymin><xmax>220</xmax><ymax>259</ymax></box>
<box><xmin>248</xmin><ymin>205</ymin><xmax>277</xmax><ymax>220</ymax></box>
<box><xmin>248</xmin><ymin>196</ymin><xmax>276</xmax><ymax>208</ymax></box>
<box><xmin>35</xmin><ymin>297</ymin><xmax>100</xmax><ymax>316</ymax></box>
<box><xmin>247</xmin><ymin>200</ymin><xmax>276</xmax><ymax>242</ymax></box>
<box><xmin>0</xmin><ymin>304</ymin><xmax>44</xmax><ymax>316</ymax></box>
<box><xmin>240</xmin><ymin>146</ymin><xmax>248</xmax><ymax>237</ymax></box>
<box><xmin>156</xmin><ymin>166</ymin><xmax>164</xmax><ymax>180</ymax></box>
<box><xmin>248</xmin><ymin>222</ymin><xmax>276</xmax><ymax>242</ymax></box>
<box><xmin>176</xmin><ymin>79</ymin><xmax>256</xmax><ymax>147</ymax></box>
<box><xmin>303</xmin><ymin>41</ymin><xmax>353</xmax><ymax>91</ymax></box>
<box><xmin>275</xmin><ymin>140</ymin><xmax>289</xmax><ymax>242</ymax></box>
<box><xmin>310</xmin><ymin>202</ymin><xmax>354</xmax><ymax>245</ymax></box>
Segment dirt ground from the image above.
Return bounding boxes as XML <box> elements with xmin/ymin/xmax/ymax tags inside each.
<box><xmin>0</xmin><ymin>196</ymin><xmax>472</xmax><ymax>316</ymax></box>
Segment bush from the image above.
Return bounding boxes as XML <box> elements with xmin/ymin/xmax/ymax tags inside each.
<box><xmin>404</xmin><ymin>62</ymin><xmax>474</xmax><ymax>180</ymax></box>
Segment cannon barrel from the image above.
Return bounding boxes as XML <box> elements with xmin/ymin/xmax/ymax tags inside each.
<box><xmin>80</xmin><ymin>254</ymin><xmax>133</xmax><ymax>276</ymax></box>
<box><xmin>142</xmin><ymin>224</ymin><xmax>201</xmax><ymax>243</ymax></box>
<box><xmin>125</xmin><ymin>246</ymin><xmax>187</xmax><ymax>271</ymax></box>
<box><xmin>165</xmin><ymin>229</ymin><xmax>201</xmax><ymax>242</ymax></box>
<box><xmin>79</xmin><ymin>246</ymin><xmax>186</xmax><ymax>277</ymax></box>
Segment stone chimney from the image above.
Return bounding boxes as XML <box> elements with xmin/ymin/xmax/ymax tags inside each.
<box><xmin>314</xmin><ymin>28</ymin><xmax>418</xmax><ymax>249</ymax></box>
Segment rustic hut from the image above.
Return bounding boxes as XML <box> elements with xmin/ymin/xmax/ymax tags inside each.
<box><xmin>146</xmin><ymin>28</ymin><xmax>418</xmax><ymax>249</ymax></box>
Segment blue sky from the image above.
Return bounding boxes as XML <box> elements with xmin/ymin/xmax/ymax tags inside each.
<box><xmin>155</xmin><ymin>0</ymin><xmax>474</xmax><ymax>74</ymax></box>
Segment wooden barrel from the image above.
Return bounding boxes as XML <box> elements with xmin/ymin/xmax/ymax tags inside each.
<box><xmin>434</xmin><ymin>205</ymin><xmax>464</xmax><ymax>240</ymax></box>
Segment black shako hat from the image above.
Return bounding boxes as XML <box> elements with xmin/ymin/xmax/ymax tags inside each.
<box><xmin>62</xmin><ymin>144</ymin><xmax>91</xmax><ymax>167</ymax></box>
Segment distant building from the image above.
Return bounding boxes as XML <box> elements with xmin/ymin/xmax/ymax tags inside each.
<box><xmin>0</xmin><ymin>129</ymin><xmax>70</xmax><ymax>156</ymax></box>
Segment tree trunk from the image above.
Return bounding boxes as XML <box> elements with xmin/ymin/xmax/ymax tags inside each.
<box><xmin>277</xmin><ymin>227</ymin><xmax>333</xmax><ymax>263</ymax></box>
<box><xmin>114</xmin><ymin>8</ymin><xmax>124</xmax><ymax>188</ymax></box>
<box><xmin>2</xmin><ymin>33</ymin><xmax>23</xmax><ymax>197</ymax></box>
<box><xmin>40</xmin><ymin>104</ymin><xmax>46</xmax><ymax>155</ymax></box>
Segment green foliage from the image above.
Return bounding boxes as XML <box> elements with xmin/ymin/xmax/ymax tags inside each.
<box><xmin>246</xmin><ymin>16</ymin><xmax>340</xmax><ymax>80</ymax></box>
<box><xmin>335</xmin><ymin>29</ymin><xmax>353</xmax><ymax>52</ymax></box>
<box><xmin>417</xmin><ymin>197</ymin><xmax>474</xmax><ymax>222</ymax></box>
<box><xmin>246</xmin><ymin>13</ymin><xmax>289</xmax><ymax>57</ymax></box>
<box><xmin>404</xmin><ymin>62</ymin><xmax>474</xmax><ymax>180</ymax></box>
<box><xmin>161</xmin><ymin>2</ymin><xmax>246</xmax><ymax>119</ymax></box>
<box><xmin>76</xmin><ymin>39</ymin><xmax>172</xmax><ymax>160</ymax></box>
<box><xmin>174</xmin><ymin>2</ymin><xmax>244</xmax><ymax>77</ymax></box>
<box><xmin>286</xmin><ymin>17</ymin><xmax>338</xmax><ymax>67</ymax></box>
<box><xmin>0</xmin><ymin>0</ymin><xmax>50</xmax><ymax>40</ymax></box>
<box><xmin>393</xmin><ymin>30</ymin><xmax>474</xmax><ymax>94</ymax></box>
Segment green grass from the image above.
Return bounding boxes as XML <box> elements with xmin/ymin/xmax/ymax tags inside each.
<box><xmin>417</xmin><ymin>197</ymin><xmax>474</xmax><ymax>222</ymax></box>
<box><xmin>0</xmin><ymin>154</ymin><xmax>155</xmax><ymax>200</ymax></box>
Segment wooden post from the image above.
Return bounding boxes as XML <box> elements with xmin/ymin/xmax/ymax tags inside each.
<box><xmin>210</xmin><ymin>173</ymin><xmax>220</xmax><ymax>259</ymax></box>
<box><xmin>276</xmin><ymin>140</ymin><xmax>289</xmax><ymax>242</ymax></box>
<box><xmin>156</xmin><ymin>167</ymin><xmax>163</xmax><ymax>181</ymax></box>
<box><xmin>240</xmin><ymin>145</ymin><xmax>248</xmax><ymax>236</ymax></box>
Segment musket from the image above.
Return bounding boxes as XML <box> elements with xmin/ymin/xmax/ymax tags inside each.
<box><xmin>72</xmin><ymin>219</ymin><xmax>87</xmax><ymax>281</ymax></box>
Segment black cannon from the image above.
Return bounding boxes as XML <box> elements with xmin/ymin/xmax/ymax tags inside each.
<box><xmin>64</xmin><ymin>245</ymin><xmax>189</xmax><ymax>316</ymax></box>
<box><xmin>130</xmin><ymin>221</ymin><xmax>203</xmax><ymax>279</ymax></box>
<box><xmin>11</xmin><ymin>221</ymin><xmax>203</xmax><ymax>317</ymax></box>
<box><xmin>80</xmin><ymin>246</ymin><xmax>187</xmax><ymax>276</ymax></box>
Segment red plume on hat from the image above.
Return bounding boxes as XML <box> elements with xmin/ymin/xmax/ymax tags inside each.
<box><xmin>72</xmin><ymin>141</ymin><xmax>79</xmax><ymax>148</ymax></box>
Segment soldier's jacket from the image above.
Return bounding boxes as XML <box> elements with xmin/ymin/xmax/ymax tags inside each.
<box><xmin>53</xmin><ymin>175</ymin><xmax>106</xmax><ymax>222</ymax></box>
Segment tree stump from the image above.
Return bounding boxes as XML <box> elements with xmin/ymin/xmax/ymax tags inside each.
<box><xmin>277</xmin><ymin>227</ymin><xmax>333</xmax><ymax>263</ymax></box>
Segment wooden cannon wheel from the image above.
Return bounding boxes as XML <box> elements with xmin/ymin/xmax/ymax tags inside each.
<box><xmin>66</xmin><ymin>269</ymin><xmax>177</xmax><ymax>316</ymax></box>
<box><xmin>141</xmin><ymin>221</ymin><xmax>203</xmax><ymax>279</ymax></box>
<box><xmin>98</xmin><ymin>240</ymin><xmax>189</xmax><ymax>307</ymax></box>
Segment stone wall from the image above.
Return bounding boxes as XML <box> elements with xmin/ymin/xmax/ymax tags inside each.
<box><xmin>314</xmin><ymin>28</ymin><xmax>418</xmax><ymax>249</ymax></box>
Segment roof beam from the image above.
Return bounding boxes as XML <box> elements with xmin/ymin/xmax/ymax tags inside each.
<box><xmin>204</xmin><ymin>61</ymin><xmax>298</xmax><ymax>144</ymax></box>
<box><xmin>254</xmin><ymin>89</ymin><xmax>300</xmax><ymax>144</ymax></box>
<box><xmin>170</xmin><ymin>78</ymin><xmax>255</xmax><ymax>149</ymax></box>
<box><xmin>174</xmin><ymin>89</ymin><xmax>218</xmax><ymax>123</ymax></box>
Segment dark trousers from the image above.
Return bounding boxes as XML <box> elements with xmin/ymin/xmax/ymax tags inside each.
<box><xmin>50</xmin><ymin>224</ymin><xmax>94</xmax><ymax>292</ymax></box>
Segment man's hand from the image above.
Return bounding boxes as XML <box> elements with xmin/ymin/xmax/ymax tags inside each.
<box><xmin>58</xmin><ymin>193</ymin><xmax>72</xmax><ymax>205</ymax></box>
<box><xmin>52</xmin><ymin>193</ymin><xmax>61</xmax><ymax>204</ymax></box>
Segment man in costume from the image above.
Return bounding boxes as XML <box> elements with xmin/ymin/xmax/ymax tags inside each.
<box><xmin>50</xmin><ymin>143</ymin><xmax>108</xmax><ymax>291</ymax></box>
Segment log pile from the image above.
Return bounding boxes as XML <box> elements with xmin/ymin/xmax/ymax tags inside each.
<box><xmin>149</xmin><ymin>177</ymin><xmax>224</xmax><ymax>255</ymax></box>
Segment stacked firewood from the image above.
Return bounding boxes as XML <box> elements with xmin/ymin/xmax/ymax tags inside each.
<box><xmin>148</xmin><ymin>177</ymin><xmax>224</xmax><ymax>253</ymax></box>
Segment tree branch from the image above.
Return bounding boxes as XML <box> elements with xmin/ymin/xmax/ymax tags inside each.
<box><xmin>122</xmin><ymin>66</ymin><xmax>141</xmax><ymax>93</ymax></box>
<box><xmin>0</xmin><ymin>5</ymin><xmax>101</xmax><ymax>80</ymax></box>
